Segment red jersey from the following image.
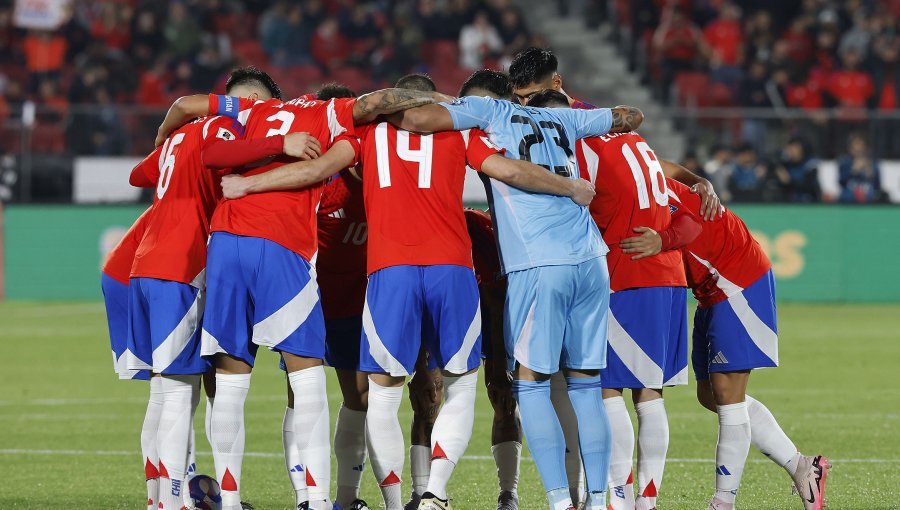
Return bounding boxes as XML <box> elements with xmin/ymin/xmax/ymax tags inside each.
<box><xmin>130</xmin><ymin>116</ymin><xmax>238</xmax><ymax>285</ymax></box>
<box><xmin>666</xmin><ymin>178</ymin><xmax>771</xmax><ymax>308</ymax></box>
<box><xmin>102</xmin><ymin>208</ymin><xmax>153</xmax><ymax>285</ymax></box>
<box><xmin>316</xmin><ymin>170</ymin><xmax>368</xmax><ymax>319</ymax></box>
<box><xmin>576</xmin><ymin>133</ymin><xmax>686</xmax><ymax>291</ymax></box>
<box><xmin>208</xmin><ymin>94</ymin><xmax>357</xmax><ymax>261</ymax></box>
<box><xmin>355</xmin><ymin>123</ymin><xmax>501</xmax><ymax>274</ymax></box>
<box><xmin>464</xmin><ymin>208</ymin><xmax>502</xmax><ymax>288</ymax></box>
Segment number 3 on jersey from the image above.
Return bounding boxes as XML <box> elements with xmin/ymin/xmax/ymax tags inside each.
<box><xmin>156</xmin><ymin>133</ymin><xmax>186</xmax><ymax>199</ymax></box>
<box><xmin>374</xmin><ymin>122</ymin><xmax>433</xmax><ymax>188</ymax></box>
<box><xmin>622</xmin><ymin>141</ymin><xmax>667</xmax><ymax>209</ymax></box>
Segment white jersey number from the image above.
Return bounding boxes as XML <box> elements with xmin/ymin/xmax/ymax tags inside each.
<box><xmin>374</xmin><ymin>122</ymin><xmax>434</xmax><ymax>189</ymax></box>
<box><xmin>265</xmin><ymin>110</ymin><xmax>296</xmax><ymax>138</ymax></box>
<box><xmin>156</xmin><ymin>133</ymin><xmax>186</xmax><ymax>199</ymax></box>
<box><xmin>621</xmin><ymin>141</ymin><xmax>668</xmax><ymax>209</ymax></box>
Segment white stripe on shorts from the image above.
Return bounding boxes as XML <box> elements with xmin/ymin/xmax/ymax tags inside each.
<box><xmin>252</xmin><ymin>267</ymin><xmax>319</xmax><ymax>347</ymax></box>
<box><xmin>444</xmin><ymin>304</ymin><xmax>482</xmax><ymax>374</ymax></box>
<box><xmin>663</xmin><ymin>366</ymin><xmax>688</xmax><ymax>386</ymax></box>
<box><xmin>726</xmin><ymin>291</ymin><xmax>779</xmax><ymax>365</ymax></box>
<box><xmin>607</xmin><ymin>310</ymin><xmax>664</xmax><ymax>387</ymax></box>
<box><xmin>152</xmin><ymin>288</ymin><xmax>206</xmax><ymax>372</ymax></box>
<box><xmin>362</xmin><ymin>298</ymin><xmax>409</xmax><ymax>377</ymax></box>
<box><xmin>512</xmin><ymin>300</ymin><xmax>537</xmax><ymax>370</ymax></box>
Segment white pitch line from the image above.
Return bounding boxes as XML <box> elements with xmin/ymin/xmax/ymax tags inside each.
<box><xmin>0</xmin><ymin>449</ymin><xmax>898</xmax><ymax>464</ymax></box>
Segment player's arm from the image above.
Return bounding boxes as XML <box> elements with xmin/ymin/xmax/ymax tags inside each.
<box><xmin>391</xmin><ymin>96</ymin><xmax>492</xmax><ymax>134</ymax></box>
<box><xmin>560</xmin><ymin>105</ymin><xmax>643</xmax><ymax>140</ymax></box>
<box><xmin>660</xmin><ymin>158</ymin><xmax>722</xmax><ymax>221</ymax></box>
<box><xmin>620</xmin><ymin>208</ymin><xmax>703</xmax><ymax>260</ymax></box>
<box><xmin>352</xmin><ymin>88</ymin><xmax>453</xmax><ymax>124</ymax></box>
<box><xmin>479</xmin><ymin>154</ymin><xmax>595</xmax><ymax>206</ymax></box>
<box><xmin>220</xmin><ymin>139</ymin><xmax>356</xmax><ymax>198</ymax></box>
<box><xmin>610</xmin><ymin>105</ymin><xmax>644</xmax><ymax>133</ymax></box>
<box><xmin>129</xmin><ymin>145</ymin><xmax>163</xmax><ymax>188</ymax></box>
<box><xmin>155</xmin><ymin>94</ymin><xmax>210</xmax><ymax>147</ymax></box>
<box><xmin>202</xmin><ymin>132</ymin><xmax>322</xmax><ymax>169</ymax></box>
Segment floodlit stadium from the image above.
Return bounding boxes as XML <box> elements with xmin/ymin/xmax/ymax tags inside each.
<box><xmin>1</xmin><ymin>1</ymin><xmax>899</xmax><ymax>509</ymax></box>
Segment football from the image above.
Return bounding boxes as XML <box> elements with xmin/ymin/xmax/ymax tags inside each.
<box><xmin>188</xmin><ymin>474</ymin><xmax>223</xmax><ymax>510</ymax></box>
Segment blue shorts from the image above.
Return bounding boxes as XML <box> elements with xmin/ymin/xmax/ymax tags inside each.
<box><xmin>101</xmin><ymin>274</ymin><xmax>149</xmax><ymax>380</ymax></box>
<box><xmin>126</xmin><ymin>277</ymin><xmax>208</xmax><ymax>375</ymax></box>
<box><xmin>692</xmin><ymin>270</ymin><xmax>779</xmax><ymax>380</ymax></box>
<box><xmin>278</xmin><ymin>316</ymin><xmax>363</xmax><ymax>372</ymax></box>
<box><xmin>201</xmin><ymin>232</ymin><xmax>326</xmax><ymax>367</ymax></box>
<box><xmin>602</xmin><ymin>286</ymin><xmax>688</xmax><ymax>389</ymax></box>
<box><xmin>360</xmin><ymin>265</ymin><xmax>482</xmax><ymax>377</ymax></box>
<box><xmin>505</xmin><ymin>257</ymin><xmax>610</xmax><ymax>374</ymax></box>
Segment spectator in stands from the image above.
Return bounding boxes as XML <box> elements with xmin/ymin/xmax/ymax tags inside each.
<box><xmin>35</xmin><ymin>79</ymin><xmax>68</xmax><ymax>124</ymax></box>
<box><xmin>737</xmin><ymin>59</ymin><xmax>771</xmax><ymax>150</ymax></box>
<box><xmin>728</xmin><ymin>144</ymin><xmax>763</xmax><ymax>202</ymax></box>
<box><xmin>265</xmin><ymin>4</ymin><xmax>316</xmax><ymax>67</ymax></box>
<box><xmin>870</xmin><ymin>32</ymin><xmax>899</xmax><ymax>157</ymax></box>
<box><xmin>417</xmin><ymin>0</ymin><xmax>454</xmax><ymax>41</ymax></box>
<box><xmin>91</xmin><ymin>3</ymin><xmax>133</xmax><ymax>52</ymax></box>
<box><xmin>23</xmin><ymin>30</ymin><xmax>67</xmax><ymax>91</ymax></box>
<box><xmin>743</xmin><ymin>10</ymin><xmax>775</xmax><ymax>63</ymax></box>
<box><xmin>129</xmin><ymin>9</ymin><xmax>164</xmax><ymax>69</ymax></box>
<box><xmin>704</xmin><ymin>3</ymin><xmax>744</xmax><ymax>87</ymax></box>
<box><xmin>497</xmin><ymin>7</ymin><xmax>530</xmax><ymax>60</ymax></box>
<box><xmin>340</xmin><ymin>4</ymin><xmax>379</xmax><ymax>50</ymax></box>
<box><xmin>164</xmin><ymin>2</ymin><xmax>202</xmax><ymax>58</ymax></box>
<box><xmin>311</xmin><ymin>17</ymin><xmax>351</xmax><ymax>70</ymax></box>
<box><xmin>829</xmin><ymin>48</ymin><xmax>874</xmax><ymax>109</ymax></box>
<box><xmin>781</xmin><ymin>16</ymin><xmax>815</xmax><ymax>65</ymax></box>
<box><xmin>839</xmin><ymin>133</ymin><xmax>882</xmax><ymax>203</ymax></box>
<box><xmin>838</xmin><ymin>12</ymin><xmax>872</xmax><ymax>59</ymax></box>
<box><xmin>459</xmin><ymin>10</ymin><xmax>503</xmax><ymax>70</ymax></box>
<box><xmin>136</xmin><ymin>58</ymin><xmax>169</xmax><ymax>107</ymax></box>
<box><xmin>652</xmin><ymin>6</ymin><xmax>707</xmax><ymax>104</ymax></box>
<box><xmin>779</xmin><ymin>137</ymin><xmax>821</xmax><ymax>202</ymax></box>
<box><xmin>703</xmin><ymin>144</ymin><xmax>734</xmax><ymax>203</ymax></box>
<box><xmin>192</xmin><ymin>44</ymin><xmax>230</xmax><ymax>92</ymax></box>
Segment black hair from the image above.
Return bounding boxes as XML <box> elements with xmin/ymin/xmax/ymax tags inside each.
<box><xmin>508</xmin><ymin>47</ymin><xmax>558</xmax><ymax>89</ymax></box>
<box><xmin>395</xmin><ymin>73</ymin><xmax>436</xmax><ymax>92</ymax></box>
<box><xmin>225</xmin><ymin>66</ymin><xmax>282</xmax><ymax>100</ymax></box>
<box><xmin>525</xmin><ymin>89</ymin><xmax>569</xmax><ymax>108</ymax></box>
<box><xmin>459</xmin><ymin>69</ymin><xmax>512</xmax><ymax>99</ymax></box>
<box><xmin>316</xmin><ymin>83</ymin><xmax>356</xmax><ymax>100</ymax></box>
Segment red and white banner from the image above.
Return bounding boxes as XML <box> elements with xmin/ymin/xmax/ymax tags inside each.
<box><xmin>13</xmin><ymin>0</ymin><xmax>71</xmax><ymax>30</ymax></box>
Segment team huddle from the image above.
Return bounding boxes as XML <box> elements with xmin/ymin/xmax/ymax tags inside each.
<box><xmin>101</xmin><ymin>47</ymin><xmax>829</xmax><ymax>510</ymax></box>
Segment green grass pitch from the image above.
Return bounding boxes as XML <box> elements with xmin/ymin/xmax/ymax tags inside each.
<box><xmin>1</xmin><ymin>302</ymin><xmax>898</xmax><ymax>509</ymax></box>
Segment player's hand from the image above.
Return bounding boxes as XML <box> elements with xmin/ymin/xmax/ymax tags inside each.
<box><xmin>283</xmin><ymin>132</ymin><xmax>321</xmax><ymax>160</ymax></box>
<box><xmin>570</xmin><ymin>178</ymin><xmax>596</xmax><ymax>206</ymax></box>
<box><xmin>691</xmin><ymin>179</ymin><xmax>724</xmax><ymax>221</ymax></box>
<box><xmin>433</xmin><ymin>92</ymin><xmax>457</xmax><ymax>103</ymax></box>
<box><xmin>620</xmin><ymin>227</ymin><xmax>662</xmax><ymax>260</ymax></box>
<box><xmin>487</xmin><ymin>370</ymin><xmax>516</xmax><ymax>416</ymax></box>
<box><xmin>221</xmin><ymin>174</ymin><xmax>251</xmax><ymax>199</ymax></box>
<box><xmin>154</xmin><ymin>129</ymin><xmax>168</xmax><ymax>148</ymax></box>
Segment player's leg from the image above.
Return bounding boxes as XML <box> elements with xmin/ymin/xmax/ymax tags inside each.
<box><xmin>560</xmin><ymin>256</ymin><xmax>613</xmax><ymax>510</ymax></box>
<box><xmin>200</xmin><ymin>232</ymin><xmax>258</xmax><ymax>510</ymax></box>
<box><xmin>602</xmin><ymin>387</ymin><xmax>635</xmax><ymax>510</ymax></box>
<box><xmin>549</xmin><ymin>373</ymin><xmax>584</xmax><ymax>505</ymax></box>
<box><xmin>420</xmin><ymin>265</ymin><xmax>483</xmax><ymax>509</ymax></box>
<box><xmin>406</xmin><ymin>349</ymin><xmax>443</xmax><ymax>510</ymax></box>
<box><xmin>283</xmin><ymin>371</ymin><xmax>308</xmax><ymax>507</ymax></box>
<box><xmin>506</xmin><ymin>264</ymin><xmax>574</xmax><ymax>510</ymax></box>
<box><xmin>141</xmin><ymin>375</ymin><xmax>163</xmax><ymax>510</ymax></box>
<box><xmin>323</xmin><ymin>314</ymin><xmax>370</xmax><ymax>509</ymax></box>
<box><xmin>360</xmin><ymin>266</ymin><xmax>425</xmax><ymax>510</ymax></box>
<box><xmin>484</xmin><ymin>352</ymin><xmax>522</xmax><ymax>510</ymax></box>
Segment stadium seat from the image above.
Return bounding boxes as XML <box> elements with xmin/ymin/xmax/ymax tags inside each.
<box><xmin>31</xmin><ymin>124</ymin><xmax>66</xmax><ymax>154</ymax></box>
<box><xmin>432</xmin><ymin>65</ymin><xmax>472</xmax><ymax>95</ymax></box>
<box><xmin>232</xmin><ymin>41</ymin><xmax>269</xmax><ymax>68</ymax></box>
<box><xmin>423</xmin><ymin>41</ymin><xmax>460</xmax><ymax>68</ymax></box>
<box><xmin>328</xmin><ymin>67</ymin><xmax>372</xmax><ymax>96</ymax></box>
<box><xmin>675</xmin><ymin>72</ymin><xmax>711</xmax><ymax>107</ymax></box>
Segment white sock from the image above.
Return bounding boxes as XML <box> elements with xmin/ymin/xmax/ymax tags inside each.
<box><xmin>204</xmin><ymin>397</ymin><xmax>214</xmax><ymax>450</ymax></box>
<box><xmin>410</xmin><ymin>445</ymin><xmax>431</xmax><ymax>497</ymax></box>
<box><xmin>746</xmin><ymin>395</ymin><xmax>801</xmax><ymax>475</ymax></box>
<box><xmin>157</xmin><ymin>374</ymin><xmax>200</xmax><ymax>510</ymax></box>
<box><xmin>366</xmin><ymin>380</ymin><xmax>405</xmax><ymax>510</ymax></box>
<box><xmin>288</xmin><ymin>366</ymin><xmax>332</xmax><ymax>509</ymax></box>
<box><xmin>550</xmin><ymin>372</ymin><xmax>584</xmax><ymax>503</ymax></box>
<box><xmin>426</xmin><ymin>372</ymin><xmax>478</xmax><ymax>500</ymax></box>
<box><xmin>142</xmin><ymin>377</ymin><xmax>163</xmax><ymax>510</ymax></box>
<box><xmin>334</xmin><ymin>405</ymin><xmax>367</xmax><ymax>507</ymax></box>
<box><xmin>635</xmin><ymin>398</ymin><xmax>668</xmax><ymax>510</ymax></box>
<box><xmin>492</xmin><ymin>441</ymin><xmax>522</xmax><ymax>494</ymax></box>
<box><xmin>283</xmin><ymin>406</ymin><xmax>308</xmax><ymax>506</ymax></box>
<box><xmin>211</xmin><ymin>373</ymin><xmax>251</xmax><ymax>510</ymax></box>
<box><xmin>715</xmin><ymin>402</ymin><xmax>751</xmax><ymax>504</ymax></box>
<box><xmin>604</xmin><ymin>396</ymin><xmax>635</xmax><ymax>510</ymax></box>
<box><xmin>183</xmin><ymin>386</ymin><xmax>200</xmax><ymax>509</ymax></box>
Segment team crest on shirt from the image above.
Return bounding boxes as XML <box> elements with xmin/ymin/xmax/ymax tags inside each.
<box><xmin>216</xmin><ymin>127</ymin><xmax>235</xmax><ymax>141</ymax></box>
<box><xmin>669</xmin><ymin>203</ymin><xmax>679</xmax><ymax>214</ymax></box>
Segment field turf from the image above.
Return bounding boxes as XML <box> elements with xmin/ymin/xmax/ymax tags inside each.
<box><xmin>1</xmin><ymin>302</ymin><xmax>898</xmax><ymax>509</ymax></box>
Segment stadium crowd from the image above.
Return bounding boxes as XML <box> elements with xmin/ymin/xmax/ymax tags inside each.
<box><xmin>0</xmin><ymin>0</ymin><xmax>540</xmax><ymax>156</ymax></box>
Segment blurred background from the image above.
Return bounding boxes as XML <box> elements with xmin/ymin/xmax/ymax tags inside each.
<box><xmin>0</xmin><ymin>0</ymin><xmax>898</xmax><ymax>303</ymax></box>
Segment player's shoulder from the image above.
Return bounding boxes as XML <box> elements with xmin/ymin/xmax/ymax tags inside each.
<box><xmin>665</xmin><ymin>178</ymin><xmax>693</xmax><ymax>202</ymax></box>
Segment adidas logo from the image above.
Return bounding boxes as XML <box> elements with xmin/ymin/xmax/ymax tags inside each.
<box><xmin>711</xmin><ymin>351</ymin><xmax>729</xmax><ymax>364</ymax></box>
<box><xmin>290</xmin><ymin>464</ymin><xmax>304</xmax><ymax>473</ymax></box>
<box><xmin>613</xmin><ymin>486</ymin><xmax>625</xmax><ymax>499</ymax></box>
<box><xmin>716</xmin><ymin>465</ymin><xmax>731</xmax><ymax>476</ymax></box>
<box><xmin>328</xmin><ymin>208</ymin><xmax>346</xmax><ymax>219</ymax></box>
<box><xmin>352</xmin><ymin>463</ymin><xmax>365</xmax><ymax>472</ymax></box>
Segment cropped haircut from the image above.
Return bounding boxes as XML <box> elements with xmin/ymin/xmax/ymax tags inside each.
<box><xmin>225</xmin><ymin>66</ymin><xmax>282</xmax><ymax>100</ymax></box>
<box><xmin>525</xmin><ymin>89</ymin><xmax>570</xmax><ymax>108</ymax></box>
<box><xmin>316</xmin><ymin>83</ymin><xmax>356</xmax><ymax>100</ymax></box>
<box><xmin>395</xmin><ymin>73</ymin><xmax>437</xmax><ymax>92</ymax></box>
<box><xmin>508</xmin><ymin>47</ymin><xmax>558</xmax><ymax>88</ymax></box>
<box><xmin>459</xmin><ymin>69</ymin><xmax>512</xmax><ymax>99</ymax></box>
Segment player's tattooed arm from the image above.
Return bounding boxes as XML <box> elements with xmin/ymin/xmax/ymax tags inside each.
<box><xmin>352</xmin><ymin>88</ymin><xmax>452</xmax><ymax>124</ymax></box>
<box><xmin>660</xmin><ymin>158</ymin><xmax>724</xmax><ymax>220</ymax></box>
<box><xmin>155</xmin><ymin>95</ymin><xmax>211</xmax><ymax>146</ymax></box>
<box><xmin>480</xmin><ymin>155</ymin><xmax>595</xmax><ymax>205</ymax></box>
<box><xmin>609</xmin><ymin>105</ymin><xmax>644</xmax><ymax>133</ymax></box>
<box><xmin>219</xmin><ymin>140</ymin><xmax>356</xmax><ymax>199</ymax></box>
<box><xmin>387</xmin><ymin>104</ymin><xmax>456</xmax><ymax>133</ymax></box>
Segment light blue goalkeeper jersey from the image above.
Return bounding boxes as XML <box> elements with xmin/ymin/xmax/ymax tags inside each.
<box><xmin>440</xmin><ymin>96</ymin><xmax>612</xmax><ymax>273</ymax></box>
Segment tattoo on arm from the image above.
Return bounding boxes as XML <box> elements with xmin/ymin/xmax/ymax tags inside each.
<box><xmin>610</xmin><ymin>106</ymin><xmax>644</xmax><ymax>133</ymax></box>
<box><xmin>353</xmin><ymin>88</ymin><xmax>439</xmax><ymax>122</ymax></box>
